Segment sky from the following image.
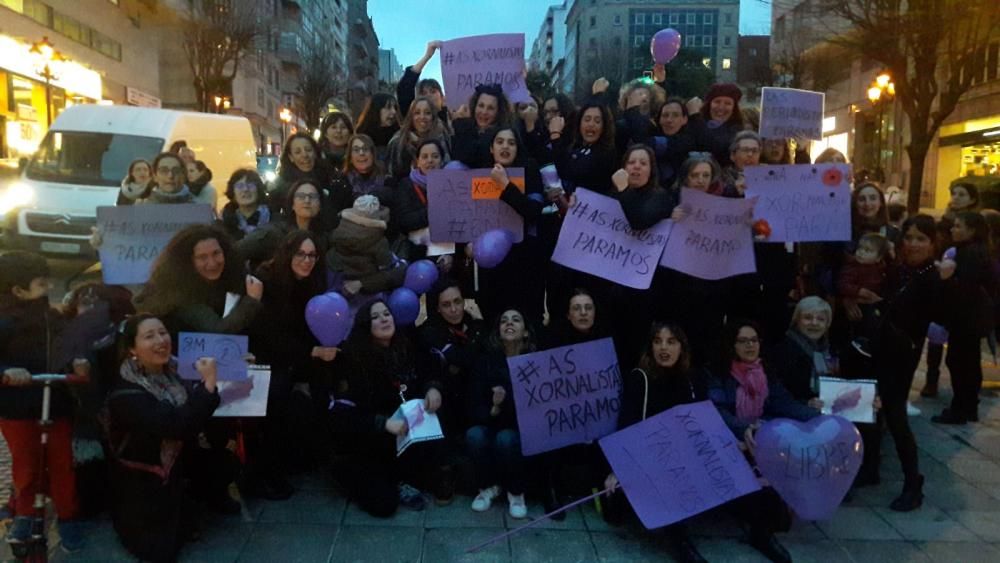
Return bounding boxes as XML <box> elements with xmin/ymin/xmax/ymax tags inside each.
<box><xmin>368</xmin><ymin>0</ymin><xmax>771</xmax><ymax>84</ymax></box>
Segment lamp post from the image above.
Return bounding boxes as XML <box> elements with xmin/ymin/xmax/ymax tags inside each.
<box><xmin>29</xmin><ymin>37</ymin><xmax>63</xmax><ymax>128</ymax></box>
<box><xmin>279</xmin><ymin>107</ymin><xmax>292</xmax><ymax>145</ymax></box>
<box><xmin>866</xmin><ymin>72</ymin><xmax>895</xmax><ymax>182</ymax></box>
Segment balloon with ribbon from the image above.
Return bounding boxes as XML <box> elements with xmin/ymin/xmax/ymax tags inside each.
<box><xmin>473</xmin><ymin>229</ymin><xmax>514</xmax><ymax>268</ymax></box>
<box><xmin>387</xmin><ymin>287</ymin><xmax>420</xmax><ymax>326</ymax></box>
<box><xmin>754</xmin><ymin>415</ymin><xmax>863</xmax><ymax>520</ymax></box>
<box><xmin>305</xmin><ymin>291</ymin><xmax>351</xmax><ymax>346</ymax></box>
<box><xmin>650</xmin><ymin>28</ymin><xmax>682</xmax><ymax>65</ymax></box>
<box><xmin>404</xmin><ymin>259</ymin><xmax>439</xmax><ymax>295</ymax></box>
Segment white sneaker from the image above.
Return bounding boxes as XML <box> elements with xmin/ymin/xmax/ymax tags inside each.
<box><xmin>471</xmin><ymin>486</ymin><xmax>501</xmax><ymax>512</ymax></box>
<box><xmin>507</xmin><ymin>492</ymin><xmax>527</xmax><ymax>519</ymax></box>
<box><xmin>907</xmin><ymin>402</ymin><xmax>921</xmax><ymax>416</ymax></box>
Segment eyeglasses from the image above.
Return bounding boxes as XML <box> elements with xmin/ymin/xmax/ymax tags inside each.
<box><xmin>736</xmin><ymin>337</ymin><xmax>760</xmax><ymax>346</ymax></box>
<box><xmin>351</xmin><ymin>146</ymin><xmax>372</xmax><ymax>154</ymax></box>
<box><xmin>736</xmin><ymin>147</ymin><xmax>761</xmax><ymax>155</ymax></box>
<box><xmin>234</xmin><ymin>181</ymin><xmax>256</xmax><ymax>191</ymax></box>
<box><xmin>294</xmin><ymin>192</ymin><xmax>320</xmax><ymax>202</ymax></box>
<box><xmin>293</xmin><ymin>251</ymin><xmax>319</xmax><ymax>262</ymax></box>
<box><xmin>156</xmin><ymin>166</ymin><xmax>185</xmax><ymax>176</ymax></box>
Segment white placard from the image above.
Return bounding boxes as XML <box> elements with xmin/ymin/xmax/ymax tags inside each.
<box><xmin>819</xmin><ymin>377</ymin><xmax>877</xmax><ymax>423</ymax></box>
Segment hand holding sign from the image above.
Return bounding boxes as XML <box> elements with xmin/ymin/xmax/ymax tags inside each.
<box><xmin>491</xmin><ymin>164</ymin><xmax>510</xmax><ymax>192</ymax></box>
<box><xmin>195</xmin><ymin>357</ymin><xmax>218</xmax><ymax>392</ymax></box>
<box><xmin>178</xmin><ymin>333</ymin><xmax>249</xmax><ymax>381</ymax></box>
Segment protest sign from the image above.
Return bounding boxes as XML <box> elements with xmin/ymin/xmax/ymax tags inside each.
<box><xmin>508</xmin><ymin>337</ymin><xmax>621</xmax><ymax>456</ymax></box>
<box><xmin>178</xmin><ymin>332</ymin><xmax>249</xmax><ymax>381</ymax></box>
<box><xmin>599</xmin><ymin>401</ymin><xmax>761</xmax><ymax>529</ymax></box>
<box><xmin>393</xmin><ymin>399</ymin><xmax>445</xmax><ymax>456</ymax></box>
<box><xmin>427</xmin><ymin>168</ymin><xmax>525</xmax><ymax>243</ymax></box>
<box><xmin>440</xmin><ymin>34</ymin><xmax>530</xmax><ymax>104</ymax></box>
<box><xmin>819</xmin><ymin>377</ymin><xmax>877</xmax><ymax>423</ymax></box>
<box><xmin>214</xmin><ymin>365</ymin><xmax>270</xmax><ymax>417</ymax></box>
<box><xmin>744</xmin><ymin>163</ymin><xmax>852</xmax><ymax>242</ymax></box>
<box><xmin>660</xmin><ymin>188</ymin><xmax>756</xmax><ymax>280</ymax></box>
<box><xmin>759</xmin><ymin>87</ymin><xmax>825</xmax><ymax>141</ymax></box>
<box><xmin>96</xmin><ymin>204</ymin><xmax>214</xmax><ymax>284</ymax></box>
<box><xmin>551</xmin><ymin>188</ymin><xmax>672</xmax><ymax>289</ymax></box>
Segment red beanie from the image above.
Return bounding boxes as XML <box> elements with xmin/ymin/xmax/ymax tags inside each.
<box><xmin>705</xmin><ymin>83</ymin><xmax>743</xmax><ymax>104</ymax></box>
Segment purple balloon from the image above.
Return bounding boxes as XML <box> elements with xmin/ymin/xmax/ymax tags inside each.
<box><xmin>305</xmin><ymin>292</ymin><xmax>351</xmax><ymax>346</ymax></box>
<box><xmin>540</xmin><ymin>164</ymin><xmax>561</xmax><ymax>189</ymax></box>
<box><xmin>473</xmin><ymin>229</ymin><xmax>514</xmax><ymax>268</ymax></box>
<box><xmin>927</xmin><ymin>322</ymin><xmax>949</xmax><ymax>345</ymax></box>
<box><xmin>444</xmin><ymin>160</ymin><xmax>469</xmax><ymax>171</ymax></box>
<box><xmin>387</xmin><ymin>287</ymin><xmax>420</xmax><ymax>325</ymax></box>
<box><xmin>754</xmin><ymin>415</ymin><xmax>863</xmax><ymax>520</ymax></box>
<box><xmin>943</xmin><ymin>246</ymin><xmax>956</xmax><ymax>261</ymax></box>
<box><xmin>650</xmin><ymin>28</ymin><xmax>682</xmax><ymax>65</ymax></box>
<box><xmin>404</xmin><ymin>259</ymin><xmax>439</xmax><ymax>295</ymax></box>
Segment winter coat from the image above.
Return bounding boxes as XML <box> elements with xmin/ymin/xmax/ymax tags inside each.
<box><xmin>467</xmin><ymin>349</ymin><xmax>519</xmax><ymax>430</ymax></box>
<box><xmin>326</xmin><ymin>208</ymin><xmax>405</xmax><ymax>293</ymax></box>
<box><xmin>619</xmin><ymin>366</ymin><xmax>707</xmax><ymax>428</ymax></box>
<box><xmin>687</xmin><ymin>113</ymin><xmax>744</xmax><ymax>169</ymax></box>
<box><xmin>385</xmin><ymin>129</ymin><xmax>452</xmax><ymax>179</ymax></box>
<box><xmin>219</xmin><ymin>203</ymin><xmax>271</xmax><ymax>242</ymax></box>
<box><xmin>708</xmin><ymin>366</ymin><xmax>819</xmax><ymax>437</ymax></box>
<box><xmin>838</xmin><ymin>258</ymin><xmax>886</xmax><ymax>298</ymax></box>
<box><xmin>612</xmin><ymin>185</ymin><xmax>675</xmax><ymax>230</ymax></box>
<box><xmin>117</xmin><ymin>179</ymin><xmax>152</xmax><ymax>205</ymax></box>
<box><xmin>550</xmin><ymin>135</ymin><xmax>616</xmax><ymax>195</ymax></box>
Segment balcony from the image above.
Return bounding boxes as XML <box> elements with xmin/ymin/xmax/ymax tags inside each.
<box><xmin>278</xmin><ymin>32</ymin><xmax>302</xmax><ymax>66</ymax></box>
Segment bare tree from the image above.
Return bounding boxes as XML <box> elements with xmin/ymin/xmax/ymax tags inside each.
<box><xmin>297</xmin><ymin>40</ymin><xmax>342</xmax><ymax>131</ymax></box>
<box><xmin>579</xmin><ymin>43</ymin><xmax>629</xmax><ymax>104</ymax></box>
<box><xmin>819</xmin><ymin>0</ymin><xmax>1000</xmax><ymax>212</ymax></box>
<box><xmin>181</xmin><ymin>0</ymin><xmax>262</xmax><ymax>113</ymax></box>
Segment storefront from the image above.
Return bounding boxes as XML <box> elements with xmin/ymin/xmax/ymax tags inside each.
<box><xmin>0</xmin><ymin>33</ymin><xmax>101</xmax><ymax>160</ymax></box>
<box><xmin>933</xmin><ymin>115</ymin><xmax>1000</xmax><ymax>209</ymax></box>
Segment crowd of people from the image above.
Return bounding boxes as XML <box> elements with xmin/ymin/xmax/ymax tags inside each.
<box><xmin>0</xmin><ymin>39</ymin><xmax>995</xmax><ymax>563</ymax></box>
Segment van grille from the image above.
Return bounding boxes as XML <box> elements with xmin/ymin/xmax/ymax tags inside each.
<box><xmin>24</xmin><ymin>212</ymin><xmax>94</xmax><ymax>236</ymax></box>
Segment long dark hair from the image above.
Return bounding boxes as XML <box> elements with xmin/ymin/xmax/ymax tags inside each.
<box><xmin>425</xmin><ymin>276</ymin><xmax>463</xmax><ymax>325</ymax></box>
<box><xmin>356</xmin><ymin>93</ymin><xmax>399</xmax><ymax>139</ymax></box>
<box><xmin>487</xmin><ymin>127</ymin><xmax>532</xmax><ymax>168</ymax></box>
<box><xmin>136</xmin><ymin>225</ymin><xmax>242</xmax><ymax>316</ymax></box>
<box><xmin>225</xmin><ymin>168</ymin><xmax>267</xmax><ymax>206</ymax></box>
<box><xmin>345</xmin><ymin>298</ymin><xmax>412</xmax><ymax>372</ymax></box>
<box><xmin>637</xmin><ymin>321</ymin><xmax>692</xmax><ymax>378</ymax></box>
<box><xmin>955</xmin><ymin>210</ymin><xmax>990</xmax><ymax>245</ymax></box>
<box><xmin>283</xmin><ymin>178</ymin><xmax>323</xmax><ymax>223</ymax></box>
<box><xmin>256</xmin><ymin>230</ymin><xmax>327</xmax><ymax>299</ymax></box>
<box><xmin>115</xmin><ymin>313</ymin><xmax>162</xmax><ymax>368</ymax></box>
<box><xmin>318</xmin><ymin>111</ymin><xmax>355</xmax><ymax>153</ymax></box>
<box><xmin>852</xmin><ymin>182</ymin><xmax>889</xmax><ymax>234</ymax></box>
<box><xmin>486</xmin><ymin>308</ymin><xmax>538</xmax><ymax>355</ymax></box>
<box><xmin>469</xmin><ymin>84</ymin><xmax>513</xmax><ymax>129</ymax></box>
<box><xmin>279</xmin><ymin>133</ymin><xmax>325</xmax><ymax>178</ymax></box>
<box><xmin>622</xmin><ymin>144</ymin><xmax>660</xmax><ymax>191</ymax></box>
<box><xmin>721</xmin><ymin>318</ymin><xmax>764</xmax><ymax>367</ymax></box>
<box><xmin>573</xmin><ymin>102</ymin><xmax>615</xmax><ymax>150</ymax></box>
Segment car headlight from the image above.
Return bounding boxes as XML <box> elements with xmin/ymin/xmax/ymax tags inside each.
<box><xmin>0</xmin><ymin>182</ymin><xmax>35</xmax><ymax>216</ymax></box>
<box><xmin>263</xmin><ymin>170</ymin><xmax>277</xmax><ymax>182</ymax></box>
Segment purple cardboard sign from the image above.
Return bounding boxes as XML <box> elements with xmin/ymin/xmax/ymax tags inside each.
<box><xmin>97</xmin><ymin>204</ymin><xmax>214</xmax><ymax>284</ymax></box>
<box><xmin>508</xmin><ymin>338</ymin><xmax>621</xmax><ymax>456</ymax></box>
<box><xmin>551</xmin><ymin>188</ymin><xmax>672</xmax><ymax>289</ymax></box>
<box><xmin>759</xmin><ymin>87</ymin><xmax>825</xmax><ymax>141</ymax></box>
<box><xmin>744</xmin><ymin>163</ymin><xmax>852</xmax><ymax>242</ymax></box>
<box><xmin>660</xmin><ymin>188</ymin><xmax>756</xmax><ymax>280</ymax></box>
<box><xmin>427</xmin><ymin>168</ymin><xmax>525</xmax><ymax>243</ymax></box>
<box><xmin>178</xmin><ymin>332</ymin><xmax>249</xmax><ymax>382</ymax></box>
<box><xmin>599</xmin><ymin>401</ymin><xmax>761</xmax><ymax>529</ymax></box>
<box><xmin>440</xmin><ymin>34</ymin><xmax>530</xmax><ymax>104</ymax></box>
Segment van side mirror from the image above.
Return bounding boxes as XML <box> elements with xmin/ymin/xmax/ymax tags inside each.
<box><xmin>17</xmin><ymin>158</ymin><xmax>27</xmax><ymax>172</ymax></box>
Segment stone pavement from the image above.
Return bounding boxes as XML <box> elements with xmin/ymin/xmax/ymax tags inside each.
<box><xmin>1</xmin><ymin>357</ymin><xmax>999</xmax><ymax>562</ymax></box>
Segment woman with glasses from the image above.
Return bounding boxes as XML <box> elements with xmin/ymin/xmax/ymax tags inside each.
<box><xmin>245</xmin><ymin>230</ymin><xmax>336</xmax><ymax>500</ymax></box>
<box><xmin>339</xmin><ymin>134</ymin><xmax>388</xmax><ymax>198</ymax></box>
<box><xmin>137</xmin><ymin>153</ymin><xmax>196</xmax><ymax>204</ymax></box>
<box><xmin>270</xmin><ymin>133</ymin><xmax>350</xmax><ymax>232</ymax></box>
<box><xmin>219</xmin><ymin>169</ymin><xmax>271</xmax><ymax>241</ymax></box>
<box><xmin>722</xmin><ymin>130</ymin><xmax>762</xmax><ymax>197</ymax></box>
<box><xmin>375</xmin><ymin>139</ymin><xmax>446</xmax><ymax>262</ymax></box>
<box><xmin>238</xmin><ymin>180</ymin><xmax>329</xmax><ymax>267</ymax></box>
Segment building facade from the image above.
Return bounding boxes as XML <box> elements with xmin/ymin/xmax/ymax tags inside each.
<box><xmin>378</xmin><ymin>48</ymin><xmax>402</xmax><ymax>85</ymax></box>
<box><xmin>564</xmin><ymin>0</ymin><xmax>739</xmax><ymax>100</ymax></box>
<box><xmin>346</xmin><ymin>0</ymin><xmax>379</xmax><ymax>118</ymax></box>
<box><xmin>736</xmin><ymin>35</ymin><xmax>770</xmax><ymax>90</ymax></box>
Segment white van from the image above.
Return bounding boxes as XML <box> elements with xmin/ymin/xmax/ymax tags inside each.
<box><xmin>0</xmin><ymin>105</ymin><xmax>256</xmax><ymax>257</ymax></box>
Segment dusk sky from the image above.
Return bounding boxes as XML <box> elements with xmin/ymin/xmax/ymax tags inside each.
<box><xmin>368</xmin><ymin>0</ymin><xmax>772</xmax><ymax>84</ymax></box>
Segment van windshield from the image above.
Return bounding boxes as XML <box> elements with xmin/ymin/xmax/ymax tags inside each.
<box><xmin>25</xmin><ymin>131</ymin><xmax>163</xmax><ymax>187</ymax></box>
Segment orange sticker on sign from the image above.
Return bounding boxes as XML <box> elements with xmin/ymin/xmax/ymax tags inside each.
<box><xmin>471</xmin><ymin>176</ymin><xmax>525</xmax><ymax>199</ymax></box>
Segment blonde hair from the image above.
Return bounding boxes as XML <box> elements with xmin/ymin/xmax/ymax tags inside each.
<box><xmin>790</xmin><ymin>296</ymin><xmax>833</xmax><ymax>328</ymax></box>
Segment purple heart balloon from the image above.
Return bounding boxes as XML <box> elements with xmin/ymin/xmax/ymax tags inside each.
<box><xmin>305</xmin><ymin>292</ymin><xmax>351</xmax><ymax>346</ymax></box>
<box><xmin>651</xmin><ymin>28</ymin><xmax>682</xmax><ymax>65</ymax></box>
<box><xmin>754</xmin><ymin>415</ymin><xmax>863</xmax><ymax>520</ymax></box>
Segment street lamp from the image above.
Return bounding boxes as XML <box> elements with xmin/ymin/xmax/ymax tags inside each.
<box><xmin>213</xmin><ymin>95</ymin><xmax>231</xmax><ymax>114</ymax></box>
<box><xmin>29</xmin><ymin>37</ymin><xmax>63</xmax><ymax>128</ymax></box>
<box><xmin>867</xmin><ymin>72</ymin><xmax>895</xmax><ymax>181</ymax></box>
<box><xmin>279</xmin><ymin>107</ymin><xmax>292</xmax><ymax>144</ymax></box>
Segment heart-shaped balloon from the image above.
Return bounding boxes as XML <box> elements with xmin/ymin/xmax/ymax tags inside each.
<box><xmin>754</xmin><ymin>415</ymin><xmax>863</xmax><ymax>520</ymax></box>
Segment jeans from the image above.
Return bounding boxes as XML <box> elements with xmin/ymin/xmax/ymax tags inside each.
<box><xmin>466</xmin><ymin>426</ymin><xmax>525</xmax><ymax>495</ymax></box>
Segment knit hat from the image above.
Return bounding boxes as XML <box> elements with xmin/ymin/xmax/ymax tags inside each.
<box><xmin>705</xmin><ymin>83</ymin><xmax>743</xmax><ymax>105</ymax></box>
<box><xmin>352</xmin><ymin>194</ymin><xmax>381</xmax><ymax>218</ymax></box>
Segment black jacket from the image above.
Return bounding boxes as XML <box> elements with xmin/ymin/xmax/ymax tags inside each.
<box><xmin>550</xmin><ymin>136</ymin><xmax>616</xmax><ymax>195</ymax></box>
<box><xmin>687</xmin><ymin>114</ymin><xmax>743</xmax><ymax>168</ymax></box>
<box><xmin>708</xmin><ymin>366</ymin><xmax>818</xmax><ymax>437</ymax></box>
<box><xmin>250</xmin><ymin>265</ymin><xmax>326</xmax><ymax>375</ymax></box>
<box><xmin>467</xmin><ymin>349</ymin><xmax>518</xmax><ymax>430</ymax></box>
<box><xmin>619</xmin><ymin>366</ymin><xmax>707</xmax><ymax>428</ymax></box>
<box><xmin>374</xmin><ymin>177</ymin><xmax>429</xmax><ymax>238</ymax></box>
<box><xmin>450</xmin><ymin>118</ymin><xmax>497</xmax><ymax>168</ymax></box>
<box><xmin>612</xmin><ymin>185</ymin><xmax>675</xmax><ymax>231</ymax></box>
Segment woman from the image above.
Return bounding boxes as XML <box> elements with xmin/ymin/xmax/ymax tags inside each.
<box><xmin>615</xmin><ymin>78</ymin><xmax>667</xmax><ymax>158</ymax></box>
<box><xmin>603</xmin><ymin>323</ymin><xmax>707</xmax><ymax>562</ymax></box>
<box><xmin>671</xmin><ymin>154</ymin><xmax>725</xmax><ymax>197</ymax></box>
<box><xmin>139</xmin><ymin>153</ymin><xmax>196</xmax><ymax>204</ymax></box>
<box><xmin>547</xmin><ymin>288</ymin><xmax>607</xmax><ymax>346</ymax></box>
<box><xmin>641</xmin><ymin>97</ymin><xmax>699</xmax><ymax>189</ymax></box>
<box><xmin>135</xmin><ymin>224</ymin><xmax>262</xmax><ymax>339</ymax></box>
<box><xmin>341</xmin><ymin>134</ymin><xmax>388</xmax><ymax>198</ymax></box>
<box><xmin>760</xmin><ymin>138</ymin><xmax>794</xmax><ymax>165</ymax></box>
<box><xmin>852</xmin><ymin>183</ymin><xmax>900</xmax><ymax>246</ymax></box>
<box><xmin>247</xmin><ymin>230</ymin><xmax>335</xmax><ymax>499</ymax></box>
<box><xmin>515</xmin><ymin>96</ymin><xmax>551</xmax><ymax>165</ymax></box>
<box><xmin>270</xmin><ymin>133</ymin><xmax>349</xmax><ymax>230</ymax></box>
<box><xmin>318</xmin><ymin>111</ymin><xmax>354</xmax><ymax>170</ymax></box>
<box><xmin>466</xmin><ymin>309</ymin><xmax>534</xmax><ymax>519</ymax></box>
<box><xmin>542</xmin><ymin>94</ymin><xmax>576</xmax><ymax>134</ymax></box>
<box><xmin>117</xmin><ymin>158</ymin><xmax>153</xmax><ymax>205</ymax></box>
<box><xmin>815</xmin><ymin>148</ymin><xmax>847</xmax><ymax>164</ymax></box>
<box><xmin>688</xmin><ymin>83</ymin><xmax>746</xmax><ymax>168</ymax></box>
<box><xmin>219</xmin><ymin>169</ymin><xmax>271</xmax><ymax>241</ymax></box>
<box><xmin>709</xmin><ymin>320</ymin><xmax>818</xmax><ymax>563</ymax></box>
<box><xmin>933</xmin><ymin>211</ymin><xmax>994</xmax><ymax>425</ymax></box>
<box><xmin>185</xmin><ymin>160</ymin><xmax>217</xmax><ymax>207</ymax></box>
<box><xmin>106</xmin><ymin>314</ymin><xmax>224</xmax><ymax>563</ymax></box>
<box><xmin>946</xmin><ymin>182</ymin><xmax>980</xmax><ymax>217</ymax></box>
<box><xmin>547</xmin><ymin>102</ymin><xmax>617</xmax><ymax>195</ymax></box>
<box><xmin>355</xmin><ymin>93</ymin><xmax>400</xmax><ymax>162</ymax></box>
<box><xmin>451</xmin><ymin>84</ymin><xmax>512</xmax><ymax>167</ymax></box>
<box><xmin>238</xmin><ymin>180</ymin><xmax>327</xmax><ymax>266</ymax></box>
<box><xmin>385</xmin><ymin>97</ymin><xmax>452</xmax><ymax>179</ymax></box>
<box><xmin>337</xmin><ymin>299</ymin><xmax>447</xmax><ymax>516</ymax></box>
<box><xmin>375</xmin><ymin>139</ymin><xmax>444</xmax><ymax>262</ymax></box>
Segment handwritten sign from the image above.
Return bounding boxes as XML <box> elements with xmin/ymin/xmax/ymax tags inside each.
<box><xmin>599</xmin><ymin>401</ymin><xmax>761</xmax><ymax>529</ymax></box>
<box><xmin>214</xmin><ymin>365</ymin><xmax>270</xmax><ymax>417</ymax></box>
<box><xmin>759</xmin><ymin>87</ymin><xmax>825</xmax><ymax>140</ymax></box>
<box><xmin>471</xmin><ymin>176</ymin><xmax>525</xmax><ymax>200</ymax></box>
<box><xmin>744</xmin><ymin>164</ymin><xmax>852</xmax><ymax>242</ymax></box>
<box><xmin>660</xmin><ymin>188</ymin><xmax>756</xmax><ymax>280</ymax></box>
<box><xmin>508</xmin><ymin>338</ymin><xmax>621</xmax><ymax>456</ymax></box>
<box><xmin>819</xmin><ymin>377</ymin><xmax>877</xmax><ymax>423</ymax></box>
<box><xmin>551</xmin><ymin>188</ymin><xmax>672</xmax><ymax>289</ymax></box>
<box><xmin>440</xmin><ymin>34</ymin><xmax>530</xmax><ymax>104</ymax></box>
<box><xmin>393</xmin><ymin>399</ymin><xmax>445</xmax><ymax>456</ymax></box>
<box><xmin>97</xmin><ymin>204</ymin><xmax>214</xmax><ymax>284</ymax></box>
<box><xmin>178</xmin><ymin>332</ymin><xmax>248</xmax><ymax>381</ymax></box>
<box><xmin>427</xmin><ymin>168</ymin><xmax>525</xmax><ymax>243</ymax></box>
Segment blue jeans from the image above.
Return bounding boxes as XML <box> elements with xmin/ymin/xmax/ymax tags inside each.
<box><xmin>465</xmin><ymin>426</ymin><xmax>525</xmax><ymax>495</ymax></box>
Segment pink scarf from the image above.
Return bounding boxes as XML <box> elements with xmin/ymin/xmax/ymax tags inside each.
<box><xmin>730</xmin><ymin>359</ymin><xmax>769</xmax><ymax>422</ymax></box>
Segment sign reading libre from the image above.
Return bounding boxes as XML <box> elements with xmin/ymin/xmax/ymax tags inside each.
<box><xmin>508</xmin><ymin>337</ymin><xmax>621</xmax><ymax>456</ymax></box>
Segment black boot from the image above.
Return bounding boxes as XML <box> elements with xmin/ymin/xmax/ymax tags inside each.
<box><xmin>889</xmin><ymin>475</ymin><xmax>924</xmax><ymax>512</ymax></box>
<box><xmin>543</xmin><ymin>485</ymin><xmax>566</xmax><ymax>521</ymax></box>
<box><xmin>748</xmin><ymin>531</ymin><xmax>792</xmax><ymax>563</ymax></box>
<box><xmin>931</xmin><ymin>408</ymin><xmax>967</xmax><ymax>425</ymax></box>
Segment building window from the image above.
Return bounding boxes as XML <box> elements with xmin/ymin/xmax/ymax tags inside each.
<box><xmin>669</xmin><ymin>13</ymin><xmax>679</xmax><ymax>25</ymax></box>
<box><xmin>691</xmin><ymin>36</ymin><xmax>700</xmax><ymax>46</ymax></box>
<box><xmin>750</xmin><ymin>48</ymin><xmax>758</xmax><ymax>56</ymax></box>
<box><xmin>634</xmin><ymin>13</ymin><xmax>644</xmax><ymax>24</ymax></box>
<box><xmin>613</xmin><ymin>14</ymin><xmax>621</xmax><ymax>25</ymax></box>
<box><xmin>687</xmin><ymin>13</ymin><xmax>696</xmax><ymax>24</ymax></box>
<box><xmin>90</xmin><ymin>30</ymin><xmax>121</xmax><ymax>61</ymax></box>
<box><xmin>652</xmin><ymin>13</ymin><xmax>662</xmax><ymax>25</ymax></box>
<box><xmin>54</xmin><ymin>13</ymin><xmax>91</xmax><ymax>46</ymax></box>
<box><xmin>725</xmin><ymin>12</ymin><xmax>732</xmax><ymax>24</ymax></box>
<box><xmin>704</xmin><ymin>13</ymin><xmax>713</xmax><ymax>25</ymax></box>
<box><xmin>702</xmin><ymin>58</ymin><xmax>712</xmax><ymax>69</ymax></box>
<box><xmin>22</xmin><ymin>0</ymin><xmax>53</xmax><ymax>27</ymax></box>
<box><xmin>724</xmin><ymin>36</ymin><xmax>731</xmax><ymax>46</ymax></box>
<box><xmin>257</xmin><ymin>87</ymin><xmax>265</xmax><ymax>109</ymax></box>
<box><xmin>722</xmin><ymin>58</ymin><xmax>732</xmax><ymax>70</ymax></box>
<box><xmin>590</xmin><ymin>16</ymin><xmax>596</xmax><ymax>28</ymax></box>
<box><xmin>685</xmin><ymin>35</ymin><xmax>694</xmax><ymax>46</ymax></box>
<box><xmin>634</xmin><ymin>35</ymin><xmax>645</xmax><ymax>47</ymax></box>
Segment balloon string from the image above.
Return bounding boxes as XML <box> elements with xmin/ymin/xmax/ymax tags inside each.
<box><xmin>465</xmin><ymin>485</ymin><xmax>616</xmax><ymax>553</ymax></box>
<box><xmin>474</xmin><ymin>261</ymin><xmax>479</xmax><ymax>292</ymax></box>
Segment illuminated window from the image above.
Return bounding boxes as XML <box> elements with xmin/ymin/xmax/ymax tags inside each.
<box><xmin>702</xmin><ymin>58</ymin><xmax>711</xmax><ymax>68</ymax></box>
<box><xmin>722</xmin><ymin>58</ymin><xmax>732</xmax><ymax>70</ymax></box>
